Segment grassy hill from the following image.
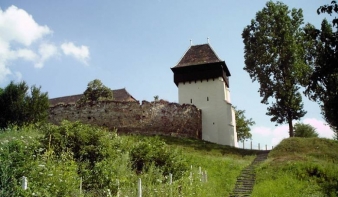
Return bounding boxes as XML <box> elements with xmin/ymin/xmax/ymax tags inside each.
<box><xmin>0</xmin><ymin>121</ymin><xmax>337</xmax><ymax>196</ymax></box>
<box><xmin>252</xmin><ymin>137</ymin><xmax>338</xmax><ymax>197</ymax></box>
<box><xmin>0</xmin><ymin>121</ymin><xmax>256</xmax><ymax>196</ymax></box>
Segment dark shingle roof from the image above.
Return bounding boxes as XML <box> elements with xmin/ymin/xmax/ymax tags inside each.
<box><xmin>49</xmin><ymin>88</ymin><xmax>137</xmax><ymax>106</ymax></box>
<box><xmin>174</xmin><ymin>44</ymin><xmax>223</xmax><ymax>68</ymax></box>
<box><xmin>113</xmin><ymin>88</ymin><xmax>136</xmax><ymax>101</ymax></box>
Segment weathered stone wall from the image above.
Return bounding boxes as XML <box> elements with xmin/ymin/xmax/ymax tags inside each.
<box><xmin>49</xmin><ymin>100</ymin><xmax>202</xmax><ymax>139</ymax></box>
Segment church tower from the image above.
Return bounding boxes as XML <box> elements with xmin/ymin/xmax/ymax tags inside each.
<box><xmin>171</xmin><ymin>43</ymin><xmax>237</xmax><ymax>146</ymax></box>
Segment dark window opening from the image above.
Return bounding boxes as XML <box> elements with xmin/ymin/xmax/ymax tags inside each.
<box><xmin>207</xmin><ymin>97</ymin><xmax>209</xmax><ymax>101</ymax></box>
<box><xmin>190</xmin><ymin>99</ymin><xmax>192</xmax><ymax>103</ymax></box>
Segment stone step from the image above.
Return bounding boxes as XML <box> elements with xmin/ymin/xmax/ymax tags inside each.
<box><xmin>229</xmin><ymin>151</ymin><xmax>270</xmax><ymax>197</ymax></box>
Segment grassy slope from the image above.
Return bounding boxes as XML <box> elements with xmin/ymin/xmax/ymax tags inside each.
<box><xmin>0</xmin><ymin>126</ymin><xmax>256</xmax><ymax>197</ymax></box>
<box><xmin>252</xmin><ymin>137</ymin><xmax>338</xmax><ymax>197</ymax></box>
<box><xmin>126</xmin><ymin>135</ymin><xmax>258</xmax><ymax>196</ymax></box>
<box><xmin>3</xmin><ymin>125</ymin><xmax>337</xmax><ymax>196</ymax></box>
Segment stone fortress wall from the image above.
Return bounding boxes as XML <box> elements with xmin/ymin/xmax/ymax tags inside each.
<box><xmin>49</xmin><ymin>100</ymin><xmax>202</xmax><ymax>139</ymax></box>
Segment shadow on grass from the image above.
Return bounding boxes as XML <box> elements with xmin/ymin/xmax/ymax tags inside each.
<box><xmin>154</xmin><ymin>135</ymin><xmax>265</xmax><ymax>157</ymax></box>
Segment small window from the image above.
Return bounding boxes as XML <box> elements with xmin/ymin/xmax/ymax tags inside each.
<box><xmin>207</xmin><ymin>97</ymin><xmax>209</xmax><ymax>101</ymax></box>
<box><xmin>190</xmin><ymin>99</ymin><xmax>192</xmax><ymax>103</ymax></box>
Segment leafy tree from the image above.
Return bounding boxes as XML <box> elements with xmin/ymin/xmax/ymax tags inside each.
<box><xmin>317</xmin><ymin>1</ymin><xmax>338</xmax><ymax>26</ymax></box>
<box><xmin>234</xmin><ymin>107</ymin><xmax>255</xmax><ymax>142</ymax></box>
<box><xmin>242</xmin><ymin>1</ymin><xmax>308</xmax><ymax>137</ymax></box>
<box><xmin>0</xmin><ymin>81</ymin><xmax>49</xmax><ymax>129</ymax></box>
<box><xmin>293</xmin><ymin>123</ymin><xmax>319</xmax><ymax>138</ymax></box>
<box><xmin>334</xmin><ymin>132</ymin><xmax>338</xmax><ymax>140</ymax></box>
<box><xmin>304</xmin><ymin>1</ymin><xmax>338</xmax><ymax>134</ymax></box>
<box><xmin>77</xmin><ymin>79</ymin><xmax>113</xmax><ymax>105</ymax></box>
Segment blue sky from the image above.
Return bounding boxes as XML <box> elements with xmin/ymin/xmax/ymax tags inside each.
<box><xmin>0</xmin><ymin>0</ymin><xmax>334</xmax><ymax>148</ymax></box>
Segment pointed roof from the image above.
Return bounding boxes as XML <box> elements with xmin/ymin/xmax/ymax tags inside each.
<box><xmin>173</xmin><ymin>44</ymin><xmax>224</xmax><ymax>68</ymax></box>
<box><xmin>113</xmin><ymin>88</ymin><xmax>136</xmax><ymax>101</ymax></box>
<box><xmin>49</xmin><ymin>88</ymin><xmax>137</xmax><ymax>106</ymax></box>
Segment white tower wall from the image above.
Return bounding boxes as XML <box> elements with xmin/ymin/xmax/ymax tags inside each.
<box><xmin>178</xmin><ymin>77</ymin><xmax>237</xmax><ymax>146</ymax></box>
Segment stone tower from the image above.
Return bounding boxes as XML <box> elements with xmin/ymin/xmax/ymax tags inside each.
<box><xmin>171</xmin><ymin>43</ymin><xmax>237</xmax><ymax>146</ymax></box>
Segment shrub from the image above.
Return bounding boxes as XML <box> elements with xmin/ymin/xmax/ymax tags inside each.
<box><xmin>40</xmin><ymin>121</ymin><xmax>117</xmax><ymax>166</ymax></box>
<box><xmin>294</xmin><ymin>123</ymin><xmax>319</xmax><ymax>138</ymax></box>
<box><xmin>130</xmin><ymin>137</ymin><xmax>188</xmax><ymax>180</ymax></box>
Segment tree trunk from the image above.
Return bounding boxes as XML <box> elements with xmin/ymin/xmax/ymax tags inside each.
<box><xmin>288</xmin><ymin>117</ymin><xmax>294</xmax><ymax>137</ymax></box>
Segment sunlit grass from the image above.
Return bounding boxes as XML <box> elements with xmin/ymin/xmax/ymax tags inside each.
<box><xmin>252</xmin><ymin>137</ymin><xmax>338</xmax><ymax>197</ymax></box>
<box><xmin>0</xmin><ymin>124</ymin><xmax>257</xmax><ymax>196</ymax></box>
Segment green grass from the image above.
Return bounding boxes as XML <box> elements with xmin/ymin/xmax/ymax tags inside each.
<box><xmin>252</xmin><ymin>137</ymin><xmax>338</xmax><ymax>197</ymax></box>
<box><xmin>118</xmin><ymin>134</ymin><xmax>257</xmax><ymax>196</ymax></box>
<box><xmin>0</xmin><ymin>123</ymin><xmax>256</xmax><ymax>196</ymax></box>
<box><xmin>4</xmin><ymin>123</ymin><xmax>336</xmax><ymax>196</ymax></box>
<box><xmin>156</xmin><ymin>136</ymin><xmax>256</xmax><ymax>196</ymax></box>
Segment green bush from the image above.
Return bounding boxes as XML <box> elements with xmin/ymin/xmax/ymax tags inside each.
<box><xmin>25</xmin><ymin>151</ymin><xmax>80</xmax><ymax>197</ymax></box>
<box><xmin>294</xmin><ymin>123</ymin><xmax>319</xmax><ymax>138</ymax></box>
<box><xmin>130</xmin><ymin>137</ymin><xmax>188</xmax><ymax>180</ymax></box>
<box><xmin>0</xmin><ymin>127</ymin><xmax>42</xmax><ymax>196</ymax></box>
<box><xmin>1</xmin><ymin>122</ymin><xmax>224</xmax><ymax>196</ymax></box>
<box><xmin>40</xmin><ymin>121</ymin><xmax>117</xmax><ymax>165</ymax></box>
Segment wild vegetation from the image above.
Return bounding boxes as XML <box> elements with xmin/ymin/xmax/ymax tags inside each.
<box><xmin>0</xmin><ymin>121</ymin><xmax>255</xmax><ymax>196</ymax></box>
<box><xmin>1</xmin><ymin>121</ymin><xmax>337</xmax><ymax>196</ymax></box>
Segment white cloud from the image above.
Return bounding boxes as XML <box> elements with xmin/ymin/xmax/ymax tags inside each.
<box><xmin>251</xmin><ymin>125</ymin><xmax>289</xmax><ymax>148</ymax></box>
<box><xmin>0</xmin><ymin>62</ymin><xmax>11</xmax><ymax>83</ymax></box>
<box><xmin>270</xmin><ymin>125</ymin><xmax>289</xmax><ymax>147</ymax></box>
<box><xmin>13</xmin><ymin>48</ymin><xmax>38</xmax><ymax>61</ymax></box>
<box><xmin>0</xmin><ymin>6</ymin><xmax>90</xmax><ymax>83</ymax></box>
<box><xmin>35</xmin><ymin>43</ymin><xmax>58</xmax><ymax>68</ymax></box>
<box><xmin>252</xmin><ymin>127</ymin><xmax>272</xmax><ymax>137</ymax></box>
<box><xmin>0</xmin><ymin>5</ymin><xmax>51</xmax><ymax>46</ymax></box>
<box><xmin>0</xmin><ymin>5</ymin><xmax>52</xmax><ymax>82</ymax></box>
<box><xmin>61</xmin><ymin>42</ymin><xmax>90</xmax><ymax>65</ymax></box>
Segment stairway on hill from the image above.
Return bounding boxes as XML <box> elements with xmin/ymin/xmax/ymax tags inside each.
<box><xmin>229</xmin><ymin>151</ymin><xmax>270</xmax><ymax>197</ymax></box>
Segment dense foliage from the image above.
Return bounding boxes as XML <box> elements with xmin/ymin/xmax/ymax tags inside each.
<box><xmin>0</xmin><ymin>81</ymin><xmax>49</xmax><ymax>129</ymax></box>
<box><xmin>242</xmin><ymin>2</ymin><xmax>308</xmax><ymax>137</ymax></box>
<box><xmin>77</xmin><ymin>79</ymin><xmax>113</xmax><ymax>105</ymax></box>
<box><xmin>0</xmin><ymin>121</ymin><xmax>193</xmax><ymax>196</ymax></box>
<box><xmin>304</xmin><ymin>1</ymin><xmax>338</xmax><ymax>135</ymax></box>
<box><xmin>234</xmin><ymin>107</ymin><xmax>255</xmax><ymax>142</ymax></box>
<box><xmin>293</xmin><ymin>123</ymin><xmax>319</xmax><ymax>138</ymax></box>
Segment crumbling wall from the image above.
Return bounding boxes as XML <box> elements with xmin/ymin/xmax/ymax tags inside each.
<box><xmin>49</xmin><ymin>100</ymin><xmax>202</xmax><ymax>139</ymax></box>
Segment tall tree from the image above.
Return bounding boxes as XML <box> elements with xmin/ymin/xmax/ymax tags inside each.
<box><xmin>77</xmin><ymin>79</ymin><xmax>113</xmax><ymax>105</ymax></box>
<box><xmin>242</xmin><ymin>1</ymin><xmax>308</xmax><ymax>137</ymax></box>
<box><xmin>304</xmin><ymin>1</ymin><xmax>338</xmax><ymax>134</ymax></box>
<box><xmin>234</xmin><ymin>107</ymin><xmax>255</xmax><ymax>142</ymax></box>
<box><xmin>0</xmin><ymin>81</ymin><xmax>49</xmax><ymax>129</ymax></box>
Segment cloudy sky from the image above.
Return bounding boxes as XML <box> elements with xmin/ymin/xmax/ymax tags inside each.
<box><xmin>0</xmin><ymin>0</ymin><xmax>334</xmax><ymax>148</ymax></box>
